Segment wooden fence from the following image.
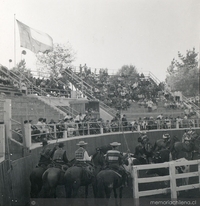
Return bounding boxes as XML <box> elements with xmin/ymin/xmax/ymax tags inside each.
<box><xmin>132</xmin><ymin>159</ymin><xmax>200</xmax><ymax>205</ymax></box>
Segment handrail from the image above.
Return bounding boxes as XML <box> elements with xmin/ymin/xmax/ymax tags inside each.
<box><xmin>148</xmin><ymin>71</ymin><xmax>161</xmax><ymax>85</ymax></box>
<box><xmin>0</xmin><ymin>66</ymin><xmax>79</xmax><ymax>117</ymax></box>
<box><xmin>61</xmin><ymin>68</ymin><xmax>116</xmax><ymax>116</ymax></box>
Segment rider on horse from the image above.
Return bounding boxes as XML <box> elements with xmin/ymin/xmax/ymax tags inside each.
<box><xmin>134</xmin><ymin>132</ymin><xmax>149</xmax><ymax>163</ymax></box>
<box><xmin>38</xmin><ymin>140</ymin><xmax>57</xmax><ymax>168</ymax></box>
<box><xmin>52</xmin><ymin>142</ymin><xmax>69</xmax><ymax>170</ymax></box>
<box><xmin>162</xmin><ymin>133</ymin><xmax>171</xmax><ymax>150</ymax></box>
<box><xmin>105</xmin><ymin>142</ymin><xmax>128</xmax><ymax>187</ymax></box>
<box><xmin>74</xmin><ymin>140</ymin><xmax>94</xmax><ymax>178</ymax></box>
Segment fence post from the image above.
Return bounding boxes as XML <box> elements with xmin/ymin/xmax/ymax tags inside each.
<box><xmin>24</xmin><ymin>123</ymin><xmax>31</xmax><ymax>149</ymax></box>
<box><xmin>4</xmin><ymin>99</ymin><xmax>11</xmax><ymax>162</ymax></box>
<box><xmin>176</xmin><ymin>120</ymin><xmax>179</xmax><ymax>129</ymax></box>
<box><xmin>169</xmin><ymin>162</ymin><xmax>177</xmax><ymax>200</ymax></box>
<box><xmin>54</xmin><ymin>124</ymin><xmax>57</xmax><ymax>139</ymax></box>
<box><xmin>132</xmin><ymin>166</ymin><xmax>139</xmax><ymax>206</ymax></box>
<box><xmin>87</xmin><ymin>122</ymin><xmax>90</xmax><ymax>135</ymax></box>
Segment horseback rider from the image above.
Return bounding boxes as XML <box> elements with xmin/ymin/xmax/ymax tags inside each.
<box><xmin>183</xmin><ymin>135</ymin><xmax>192</xmax><ymax>145</ymax></box>
<box><xmin>38</xmin><ymin>140</ymin><xmax>57</xmax><ymax>168</ymax></box>
<box><xmin>74</xmin><ymin>140</ymin><xmax>94</xmax><ymax>178</ymax></box>
<box><xmin>52</xmin><ymin>142</ymin><xmax>69</xmax><ymax>170</ymax></box>
<box><xmin>134</xmin><ymin>132</ymin><xmax>150</xmax><ymax>164</ymax></box>
<box><xmin>105</xmin><ymin>142</ymin><xmax>128</xmax><ymax>187</ymax></box>
<box><xmin>162</xmin><ymin>133</ymin><xmax>171</xmax><ymax>150</ymax></box>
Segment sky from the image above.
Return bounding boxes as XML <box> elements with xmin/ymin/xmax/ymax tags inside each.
<box><xmin>0</xmin><ymin>0</ymin><xmax>200</xmax><ymax>81</ymax></box>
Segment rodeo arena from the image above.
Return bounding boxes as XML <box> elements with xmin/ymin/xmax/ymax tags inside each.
<box><xmin>1</xmin><ymin>20</ymin><xmax>200</xmax><ymax>206</ymax></box>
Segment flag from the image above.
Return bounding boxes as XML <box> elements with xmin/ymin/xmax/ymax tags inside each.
<box><xmin>16</xmin><ymin>20</ymin><xmax>53</xmax><ymax>53</ymax></box>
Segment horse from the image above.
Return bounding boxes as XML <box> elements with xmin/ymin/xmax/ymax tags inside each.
<box><xmin>172</xmin><ymin>138</ymin><xmax>200</xmax><ymax>160</ymax></box>
<box><xmin>147</xmin><ymin>149</ymin><xmax>190</xmax><ymax>190</ymax></box>
<box><xmin>133</xmin><ymin>140</ymin><xmax>154</xmax><ymax>165</ymax></box>
<box><xmin>153</xmin><ymin>135</ymin><xmax>179</xmax><ymax>153</ymax></box>
<box><xmin>95</xmin><ymin>153</ymin><xmax>131</xmax><ymax>206</ymax></box>
<box><xmin>91</xmin><ymin>146</ymin><xmax>109</xmax><ymax>171</ymax></box>
<box><xmin>96</xmin><ymin>169</ymin><xmax>123</xmax><ymax>206</ymax></box>
<box><xmin>42</xmin><ymin>159</ymin><xmax>75</xmax><ymax>198</ymax></box>
<box><xmin>143</xmin><ymin>141</ymin><xmax>154</xmax><ymax>163</ymax></box>
<box><xmin>30</xmin><ymin>166</ymin><xmax>47</xmax><ymax>198</ymax></box>
<box><xmin>64</xmin><ymin>163</ymin><xmax>96</xmax><ymax>198</ymax></box>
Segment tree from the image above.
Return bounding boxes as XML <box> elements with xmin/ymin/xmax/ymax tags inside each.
<box><xmin>36</xmin><ymin>43</ymin><xmax>75</xmax><ymax>79</ymax></box>
<box><xmin>10</xmin><ymin>59</ymin><xmax>33</xmax><ymax>79</ymax></box>
<box><xmin>110</xmin><ymin>64</ymin><xmax>139</xmax><ymax>85</ymax></box>
<box><xmin>166</xmin><ymin>48</ymin><xmax>199</xmax><ymax>97</ymax></box>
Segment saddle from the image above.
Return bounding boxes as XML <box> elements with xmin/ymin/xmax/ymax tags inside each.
<box><xmin>50</xmin><ymin>162</ymin><xmax>69</xmax><ymax>172</ymax></box>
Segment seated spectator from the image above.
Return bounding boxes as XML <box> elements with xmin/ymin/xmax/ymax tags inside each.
<box><xmin>64</xmin><ymin>113</ymin><xmax>72</xmax><ymax>121</ymax></box>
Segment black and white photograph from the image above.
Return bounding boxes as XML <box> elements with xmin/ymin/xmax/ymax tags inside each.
<box><xmin>0</xmin><ymin>0</ymin><xmax>200</xmax><ymax>206</ymax></box>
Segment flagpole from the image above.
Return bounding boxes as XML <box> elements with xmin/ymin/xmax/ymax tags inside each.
<box><xmin>14</xmin><ymin>14</ymin><xmax>16</xmax><ymax>67</ymax></box>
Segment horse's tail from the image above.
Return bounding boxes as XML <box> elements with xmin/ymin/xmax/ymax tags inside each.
<box><xmin>42</xmin><ymin>170</ymin><xmax>48</xmax><ymax>185</ymax></box>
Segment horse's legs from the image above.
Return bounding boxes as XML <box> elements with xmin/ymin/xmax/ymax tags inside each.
<box><xmin>113</xmin><ymin>188</ymin><xmax>118</xmax><ymax>206</ymax></box>
<box><xmin>65</xmin><ymin>185</ymin><xmax>72</xmax><ymax>198</ymax></box>
<box><xmin>49</xmin><ymin>187</ymin><xmax>57</xmax><ymax>198</ymax></box>
<box><xmin>119</xmin><ymin>187</ymin><xmax>123</xmax><ymax>206</ymax></box>
<box><xmin>85</xmin><ymin>185</ymin><xmax>88</xmax><ymax>198</ymax></box>
<box><xmin>72</xmin><ymin>181</ymin><xmax>80</xmax><ymax>198</ymax></box>
<box><xmin>30</xmin><ymin>182</ymin><xmax>38</xmax><ymax>198</ymax></box>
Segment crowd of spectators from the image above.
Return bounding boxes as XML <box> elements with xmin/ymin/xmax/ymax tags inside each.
<box><xmin>23</xmin><ymin>110</ymin><xmax>199</xmax><ymax>144</ymax></box>
<box><xmin>72</xmin><ymin>64</ymin><xmax>163</xmax><ymax>111</ymax></box>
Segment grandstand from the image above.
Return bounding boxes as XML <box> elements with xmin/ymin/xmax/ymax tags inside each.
<box><xmin>0</xmin><ymin>64</ymin><xmax>199</xmax><ymax>125</ymax></box>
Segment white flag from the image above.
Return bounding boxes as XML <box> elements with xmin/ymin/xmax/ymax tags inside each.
<box><xmin>17</xmin><ymin>20</ymin><xmax>53</xmax><ymax>53</ymax></box>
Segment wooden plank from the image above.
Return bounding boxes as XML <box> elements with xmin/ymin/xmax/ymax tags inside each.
<box><xmin>138</xmin><ymin>175</ymin><xmax>170</xmax><ymax>183</ymax></box>
<box><xmin>175</xmin><ymin>171</ymin><xmax>199</xmax><ymax>179</ymax></box>
<box><xmin>133</xmin><ymin>165</ymin><xmax>139</xmax><ymax>199</ymax></box>
<box><xmin>139</xmin><ymin>188</ymin><xmax>169</xmax><ymax>197</ymax></box>
<box><xmin>176</xmin><ymin>183</ymin><xmax>200</xmax><ymax>192</ymax></box>
<box><xmin>198</xmin><ymin>162</ymin><xmax>200</xmax><ymax>191</ymax></box>
<box><xmin>169</xmin><ymin>161</ymin><xmax>177</xmax><ymax>199</ymax></box>
<box><xmin>173</xmin><ymin>160</ymin><xmax>200</xmax><ymax>167</ymax></box>
<box><xmin>133</xmin><ymin>162</ymin><xmax>169</xmax><ymax>170</ymax></box>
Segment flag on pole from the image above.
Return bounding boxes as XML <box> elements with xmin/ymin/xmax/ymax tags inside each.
<box><xmin>16</xmin><ymin>20</ymin><xmax>53</xmax><ymax>53</ymax></box>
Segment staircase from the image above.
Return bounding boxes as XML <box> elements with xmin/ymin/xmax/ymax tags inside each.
<box><xmin>60</xmin><ymin>68</ymin><xmax>116</xmax><ymax>117</ymax></box>
<box><xmin>0</xmin><ymin>66</ymin><xmax>78</xmax><ymax>118</ymax></box>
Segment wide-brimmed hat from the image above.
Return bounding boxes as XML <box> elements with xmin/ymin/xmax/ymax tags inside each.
<box><xmin>163</xmin><ymin>134</ymin><xmax>170</xmax><ymax>139</ymax></box>
<box><xmin>185</xmin><ymin>136</ymin><xmax>192</xmax><ymax>141</ymax></box>
<box><xmin>77</xmin><ymin>141</ymin><xmax>88</xmax><ymax>146</ymax></box>
<box><xmin>141</xmin><ymin>135</ymin><xmax>148</xmax><ymax>141</ymax></box>
<box><xmin>110</xmin><ymin>142</ymin><xmax>121</xmax><ymax>146</ymax></box>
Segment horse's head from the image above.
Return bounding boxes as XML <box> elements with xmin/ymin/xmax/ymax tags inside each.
<box><xmin>152</xmin><ymin>151</ymin><xmax>162</xmax><ymax>163</ymax></box>
<box><xmin>144</xmin><ymin>142</ymin><xmax>153</xmax><ymax>153</ymax></box>
<box><xmin>92</xmin><ymin>148</ymin><xmax>105</xmax><ymax>167</ymax></box>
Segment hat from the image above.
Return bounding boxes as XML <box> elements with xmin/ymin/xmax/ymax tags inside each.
<box><xmin>163</xmin><ymin>134</ymin><xmax>170</xmax><ymax>139</ymax></box>
<box><xmin>77</xmin><ymin>141</ymin><xmax>88</xmax><ymax>146</ymax></box>
<box><xmin>141</xmin><ymin>135</ymin><xmax>148</xmax><ymax>140</ymax></box>
<box><xmin>110</xmin><ymin>142</ymin><xmax>121</xmax><ymax>146</ymax></box>
<box><xmin>41</xmin><ymin>140</ymin><xmax>49</xmax><ymax>146</ymax></box>
<box><xmin>185</xmin><ymin>136</ymin><xmax>192</xmax><ymax>141</ymax></box>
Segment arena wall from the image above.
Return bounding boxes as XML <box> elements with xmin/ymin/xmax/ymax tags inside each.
<box><xmin>1</xmin><ymin>128</ymin><xmax>200</xmax><ymax>205</ymax></box>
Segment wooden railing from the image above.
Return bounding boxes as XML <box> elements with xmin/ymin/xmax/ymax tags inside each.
<box><xmin>132</xmin><ymin>159</ymin><xmax>200</xmax><ymax>205</ymax></box>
